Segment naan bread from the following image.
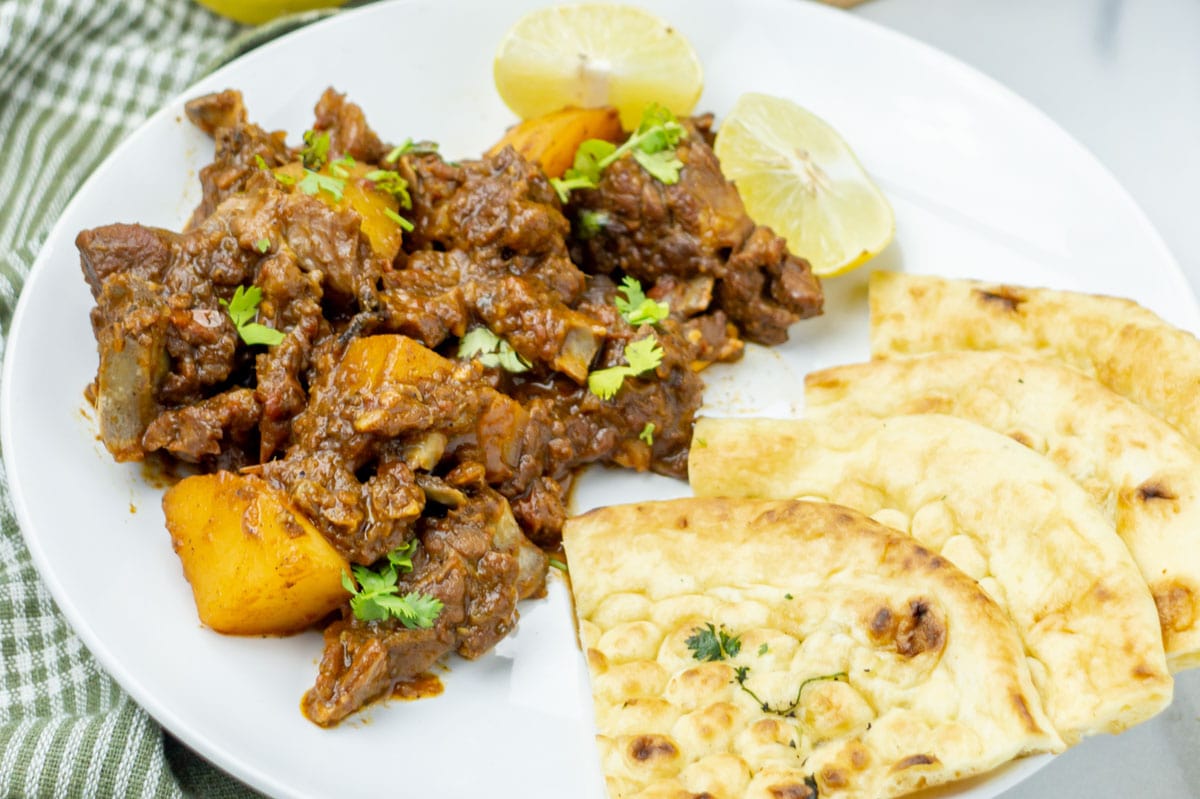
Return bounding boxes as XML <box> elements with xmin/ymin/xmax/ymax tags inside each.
<box><xmin>805</xmin><ymin>352</ymin><xmax>1200</xmax><ymax>671</ymax></box>
<box><xmin>563</xmin><ymin>498</ymin><xmax>1062</xmax><ymax>799</ymax></box>
<box><xmin>689</xmin><ymin>415</ymin><xmax>1173</xmax><ymax>744</ymax></box>
<box><xmin>868</xmin><ymin>270</ymin><xmax>1200</xmax><ymax>449</ymax></box>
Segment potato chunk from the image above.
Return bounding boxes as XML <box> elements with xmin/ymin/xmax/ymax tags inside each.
<box><xmin>163</xmin><ymin>472</ymin><xmax>350</xmax><ymax>635</ymax></box>
<box><xmin>488</xmin><ymin>106</ymin><xmax>623</xmax><ymax>178</ymax></box>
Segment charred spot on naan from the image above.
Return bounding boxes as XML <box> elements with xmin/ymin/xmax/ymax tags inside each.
<box><xmin>865</xmin><ymin>598</ymin><xmax>947</xmax><ymax>658</ymax></box>
<box><xmin>974</xmin><ymin>286</ymin><xmax>1027</xmax><ymax>313</ymax></box>
<box><xmin>1153</xmin><ymin>580</ymin><xmax>1198</xmax><ymax>636</ymax></box>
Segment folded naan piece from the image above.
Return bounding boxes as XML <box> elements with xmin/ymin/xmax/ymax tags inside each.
<box><xmin>564</xmin><ymin>498</ymin><xmax>1063</xmax><ymax>799</ymax></box>
<box><xmin>868</xmin><ymin>270</ymin><xmax>1200</xmax><ymax>449</ymax></box>
<box><xmin>689</xmin><ymin>415</ymin><xmax>1173</xmax><ymax>744</ymax></box>
<box><xmin>805</xmin><ymin>351</ymin><xmax>1200</xmax><ymax>672</ymax></box>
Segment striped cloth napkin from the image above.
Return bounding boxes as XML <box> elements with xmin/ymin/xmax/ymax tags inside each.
<box><xmin>0</xmin><ymin>1</ymin><xmax>340</xmax><ymax>795</ymax></box>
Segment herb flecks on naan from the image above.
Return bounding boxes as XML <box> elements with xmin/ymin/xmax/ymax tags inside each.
<box><xmin>689</xmin><ymin>415</ymin><xmax>1173</xmax><ymax>744</ymax></box>
<box><xmin>868</xmin><ymin>271</ymin><xmax>1200</xmax><ymax>450</ymax></box>
<box><xmin>806</xmin><ymin>351</ymin><xmax>1200</xmax><ymax>672</ymax></box>
<box><xmin>563</xmin><ymin>498</ymin><xmax>1062</xmax><ymax>799</ymax></box>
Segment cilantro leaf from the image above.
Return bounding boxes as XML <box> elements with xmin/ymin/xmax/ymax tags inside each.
<box><xmin>329</xmin><ymin>154</ymin><xmax>355</xmax><ymax>179</ymax></box>
<box><xmin>300</xmin><ymin>129</ymin><xmax>330</xmax><ymax>170</ymax></box>
<box><xmin>615</xmin><ymin>276</ymin><xmax>669</xmax><ymax>325</ymax></box>
<box><xmin>587</xmin><ymin>335</ymin><xmax>664</xmax><ymax>400</ymax></box>
<box><xmin>384</xmin><ymin>138</ymin><xmax>439</xmax><ymax>164</ymax></box>
<box><xmin>254</xmin><ymin>237</ymin><xmax>271</xmax><ymax>254</ymax></box>
<box><xmin>624</xmin><ymin>335</ymin><xmax>664</xmax><ymax>373</ymax></box>
<box><xmin>586</xmin><ymin>368</ymin><xmax>629</xmax><ymax>401</ymax></box>
<box><xmin>384</xmin><ymin>207</ymin><xmax>414</xmax><ymax>232</ymax></box>
<box><xmin>639</xmin><ymin>422</ymin><xmax>655</xmax><ymax>445</ymax></box>
<box><xmin>342</xmin><ymin>549</ymin><xmax>443</xmax><ymax>629</ymax></box>
<box><xmin>458</xmin><ymin>327</ymin><xmax>531</xmax><ymax>373</ymax></box>
<box><xmin>550</xmin><ymin>174</ymin><xmax>599</xmax><ymax>204</ymax></box>
<box><xmin>632</xmin><ymin>148</ymin><xmax>685</xmax><ymax>184</ymax></box>
<box><xmin>219</xmin><ymin>285</ymin><xmax>285</xmax><ymax>347</ymax></box>
<box><xmin>221</xmin><ymin>285</ymin><xmax>261</xmax><ymax>328</ymax></box>
<box><xmin>577</xmin><ymin>209</ymin><xmax>609</xmax><ymax>240</ymax></box>
<box><xmin>386</xmin><ymin>540</ymin><xmax>418</xmax><ymax>573</ymax></box>
<box><xmin>553</xmin><ymin>104</ymin><xmax>687</xmax><ymax>201</ymax></box>
<box><xmin>254</xmin><ymin>154</ymin><xmax>270</xmax><ymax>171</ymax></box>
<box><xmin>365</xmin><ymin>169</ymin><xmax>413</xmax><ymax>209</ymax></box>
<box><xmin>373</xmin><ymin>592</ymin><xmax>444</xmax><ymax>629</ymax></box>
<box><xmin>685</xmin><ymin>623</ymin><xmax>741</xmax><ymax>662</ymax></box>
<box><xmin>298</xmin><ymin>170</ymin><xmax>345</xmax><ymax>201</ymax></box>
<box><xmin>238</xmin><ymin>323</ymin><xmax>286</xmax><ymax>347</ymax></box>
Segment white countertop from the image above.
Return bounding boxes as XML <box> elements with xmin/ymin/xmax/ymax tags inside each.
<box><xmin>852</xmin><ymin>1</ymin><xmax>1200</xmax><ymax>795</ymax></box>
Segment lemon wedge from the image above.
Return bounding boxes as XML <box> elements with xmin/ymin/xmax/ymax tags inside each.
<box><xmin>714</xmin><ymin>93</ymin><xmax>894</xmax><ymax>277</ymax></box>
<box><xmin>493</xmin><ymin>4</ymin><xmax>703</xmax><ymax>130</ymax></box>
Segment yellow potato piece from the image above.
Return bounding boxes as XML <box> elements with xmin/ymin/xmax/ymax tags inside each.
<box><xmin>488</xmin><ymin>106</ymin><xmax>624</xmax><ymax>179</ymax></box>
<box><xmin>164</xmin><ymin>471</ymin><xmax>350</xmax><ymax>635</ymax></box>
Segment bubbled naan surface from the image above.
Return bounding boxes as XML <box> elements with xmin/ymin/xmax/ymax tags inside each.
<box><xmin>689</xmin><ymin>415</ymin><xmax>1173</xmax><ymax>744</ymax></box>
<box><xmin>868</xmin><ymin>271</ymin><xmax>1200</xmax><ymax>451</ymax></box>
<box><xmin>563</xmin><ymin>499</ymin><xmax>1062</xmax><ymax>799</ymax></box>
<box><xmin>805</xmin><ymin>351</ymin><xmax>1200</xmax><ymax>671</ymax></box>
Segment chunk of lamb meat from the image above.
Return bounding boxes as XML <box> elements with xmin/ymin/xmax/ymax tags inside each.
<box><xmin>569</xmin><ymin>119</ymin><xmax>823</xmax><ymax>344</ymax></box>
<box><xmin>77</xmin><ymin>173</ymin><xmax>356</xmax><ymax>463</ymax></box>
<box><xmin>392</xmin><ymin>147</ymin><xmax>603</xmax><ymax>382</ymax></box>
<box><xmin>261</xmin><ymin>335</ymin><xmax>539</xmax><ymax>565</ymax></box>
<box><xmin>302</xmin><ymin>486</ymin><xmax>546</xmax><ymax>727</ymax></box>
<box><xmin>183</xmin><ymin>90</ymin><xmax>291</xmax><ymax>229</ymax></box>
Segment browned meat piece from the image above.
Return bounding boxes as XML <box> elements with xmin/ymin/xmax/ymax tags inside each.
<box><xmin>303</xmin><ymin>619</ymin><xmax>452</xmax><ymax>728</ymax></box>
<box><xmin>141</xmin><ymin>388</ymin><xmax>261</xmax><ymax>463</ymax></box>
<box><xmin>184</xmin><ymin>90</ymin><xmax>291</xmax><ymax>228</ymax></box>
<box><xmin>312</xmin><ymin>88</ymin><xmax>387</xmax><ymax>164</ymax></box>
<box><xmin>392</xmin><ymin>148</ymin><xmax>602</xmax><ymax>379</ymax></box>
<box><xmin>302</xmin><ymin>487</ymin><xmax>546</xmax><ymax>726</ymax></box>
<box><xmin>377</xmin><ymin>251</ymin><xmax>469</xmax><ymax>348</ymax></box>
<box><xmin>570</xmin><ymin>127</ymin><xmax>823</xmax><ymax>344</ymax></box>
<box><xmin>280</xmin><ymin>189</ymin><xmax>383</xmax><ymax>311</ymax></box>
<box><xmin>77</xmin><ymin>224</ymin><xmax>174</xmax><ymax>295</ymax></box>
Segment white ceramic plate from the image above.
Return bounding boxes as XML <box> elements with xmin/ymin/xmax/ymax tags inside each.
<box><xmin>4</xmin><ymin>1</ymin><xmax>1196</xmax><ymax>797</ymax></box>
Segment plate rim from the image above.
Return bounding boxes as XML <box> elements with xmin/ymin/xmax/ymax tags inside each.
<box><xmin>2</xmin><ymin>1</ymin><xmax>1194</xmax><ymax>797</ymax></box>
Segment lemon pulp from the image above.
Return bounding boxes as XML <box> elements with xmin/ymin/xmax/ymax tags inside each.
<box><xmin>493</xmin><ymin>4</ymin><xmax>703</xmax><ymax>130</ymax></box>
<box><xmin>714</xmin><ymin>92</ymin><xmax>894</xmax><ymax>277</ymax></box>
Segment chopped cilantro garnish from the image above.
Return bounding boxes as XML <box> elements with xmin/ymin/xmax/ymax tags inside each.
<box><xmin>383</xmin><ymin>207</ymin><xmax>414</xmax><ymax>232</ymax></box>
<box><xmin>297</xmin><ymin>170</ymin><xmax>345</xmax><ymax>201</ymax></box>
<box><xmin>588</xmin><ymin>336</ymin><xmax>664</xmax><ymax>400</ymax></box>
<box><xmin>758</xmin><ymin>643</ymin><xmax>769</xmax><ymax>656</ymax></box>
<box><xmin>219</xmin><ymin>285</ymin><xmax>285</xmax><ymax>347</ymax></box>
<box><xmin>615</xmin><ymin>276</ymin><xmax>669</xmax><ymax>326</ymax></box>
<box><xmin>639</xmin><ymin>422</ymin><xmax>655</xmax><ymax>445</ymax></box>
<box><xmin>300</xmin><ymin>129</ymin><xmax>330</xmax><ymax>170</ymax></box>
<box><xmin>341</xmin><ymin>542</ymin><xmax>442</xmax><ymax>628</ymax></box>
<box><xmin>365</xmin><ymin>169</ymin><xmax>413</xmax><ymax>209</ymax></box>
<box><xmin>458</xmin><ymin>327</ymin><xmax>530</xmax><ymax>373</ymax></box>
<box><xmin>383</xmin><ymin>138</ymin><xmax>439</xmax><ymax>164</ymax></box>
<box><xmin>329</xmin><ymin>154</ymin><xmax>356</xmax><ymax>179</ymax></box>
<box><xmin>685</xmin><ymin>623</ymin><xmax>741</xmax><ymax>662</ymax></box>
<box><xmin>548</xmin><ymin>558</ymin><xmax>568</xmax><ymax>572</ymax></box>
<box><xmin>577</xmin><ymin>209</ymin><xmax>609</xmax><ymax>240</ymax></box>
<box><xmin>254</xmin><ymin>237</ymin><xmax>271</xmax><ymax>254</ymax></box>
<box><xmin>735</xmin><ymin>668</ymin><xmax>848</xmax><ymax>717</ymax></box>
<box><xmin>551</xmin><ymin>104</ymin><xmax>686</xmax><ymax>201</ymax></box>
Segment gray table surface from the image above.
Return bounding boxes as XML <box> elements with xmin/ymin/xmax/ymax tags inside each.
<box><xmin>852</xmin><ymin>1</ymin><xmax>1200</xmax><ymax>796</ymax></box>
